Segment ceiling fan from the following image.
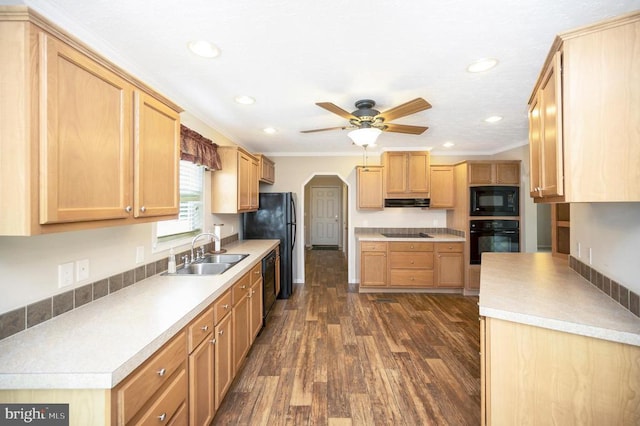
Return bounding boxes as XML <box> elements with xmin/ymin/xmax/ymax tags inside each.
<box><xmin>300</xmin><ymin>98</ymin><xmax>432</xmax><ymax>138</ymax></box>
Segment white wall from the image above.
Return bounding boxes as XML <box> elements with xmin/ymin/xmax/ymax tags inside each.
<box><xmin>571</xmin><ymin>203</ymin><xmax>640</xmax><ymax>294</ymax></box>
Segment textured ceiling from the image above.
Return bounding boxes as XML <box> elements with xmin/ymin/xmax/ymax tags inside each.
<box><xmin>16</xmin><ymin>0</ymin><xmax>640</xmax><ymax>155</ymax></box>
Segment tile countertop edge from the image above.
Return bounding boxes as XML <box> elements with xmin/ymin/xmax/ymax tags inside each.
<box><xmin>0</xmin><ymin>239</ymin><xmax>279</xmax><ymax>390</ymax></box>
<box><xmin>479</xmin><ymin>253</ymin><xmax>640</xmax><ymax>348</ymax></box>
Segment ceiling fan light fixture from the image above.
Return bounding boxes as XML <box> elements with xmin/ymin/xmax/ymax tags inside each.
<box><xmin>348</xmin><ymin>127</ymin><xmax>381</xmax><ymax>147</ymax></box>
<box><xmin>467</xmin><ymin>58</ymin><xmax>498</xmax><ymax>73</ymax></box>
<box><xmin>187</xmin><ymin>40</ymin><xmax>220</xmax><ymax>58</ymax></box>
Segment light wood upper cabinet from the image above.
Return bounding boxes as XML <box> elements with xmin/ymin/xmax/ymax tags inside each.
<box><xmin>212</xmin><ymin>147</ymin><xmax>259</xmax><ymax>213</ymax></box>
<box><xmin>382</xmin><ymin>151</ymin><xmax>430</xmax><ymax>198</ymax></box>
<box><xmin>429</xmin><ymin>166</ymin><xmax>455</xmax><ymax>208</ymax></box>
<box><xmin>256</xmin><ymin>154</ymin><xmax>275</xmax><ymax>184</ymax></box>
<box><xmin>0</xmin><ymin>10</ymin><xmax>182</xmax><ymax>235</ymax></box>
<box><xmin>528</xmin><ymin>12</ymin><xmax>640</xmax><ymax>202</ymax></box>
<box><xmin>356</xmin><ymin>166</ymin><xmax>384</xmax><ymax>210</ymax></box>
<box><xmin>134</xmin><ymin>91</ymin><xmax>180</xmax><ymax>218</ymax></box>
<box><xmin>39</xmin><ymin>33</ymin><xmax>133</xmax><ymax>224</ymax></box>
<box><xmin>468</xmin><ymin>162</ymin><xmax>520</xmax><ymax>185</ymax></box>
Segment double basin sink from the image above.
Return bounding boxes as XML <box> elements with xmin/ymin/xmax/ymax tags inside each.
<box><xmin>166</xmin><ymin>253</ymin><xmax>249</xmax><ymax>276</ymax></box>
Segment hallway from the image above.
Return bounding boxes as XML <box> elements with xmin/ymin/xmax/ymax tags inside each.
<box><xmin>213</xmin><ymin>249</ymin><xmax>481</xmax><ymax>425</ymax></box>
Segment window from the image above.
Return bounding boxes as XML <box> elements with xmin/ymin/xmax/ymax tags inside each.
<box><xmin>156</xmin><ymin>160</ymin><xmax>204</xmax><ymax>241</ymax></box>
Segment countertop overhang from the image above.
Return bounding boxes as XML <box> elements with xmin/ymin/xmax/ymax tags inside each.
<box><xmin>0</xmin><ymin>239</ymin><xmax>279</xmax><ymax>390</ymax></box>
<box><xmin>479</xmin><ymin>253</ymin><xmax>640</xmax><ymax>347</ymax></box>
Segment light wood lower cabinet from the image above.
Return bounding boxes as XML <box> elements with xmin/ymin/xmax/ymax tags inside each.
<box><xmin>114</xmin><ymin>332</ymin><xmax>187</xmax><ymax>425</ymax></box>
<box><xmin>187</xmin><ymin>307</ymin><xmax>215</xmax><ymax>426</ymax></box>
<box><xmin>481</xmin><ymin>317</ymin><xmax>640</xmax><ymax>425</ymax></box>
<box><xmin>435</xmin><ymin>243</ymin><xmax>464</xmax><ymax>288</ymax></box>
<box><xmin>360</xmin><ymin>242</ymin><xmax>388</xmax><ymax>287</ymax></box>
<box><xmin>388</xmin><ymin>242</ymin><xmax>434</xmax><ymax>288</ymax></box>
<box><xmin>214</xmin><ymin>307</ymin><xmax>233</xmax><ymax>410</ymax></box>
<box><xmin>249</xmin><ymin>264</ymin><xmax>264</xmax><ymax>342</ymax></box>
<box><xmin>232</xmin><ymin>274</ymin><xmax>251</xmax><ymax>374</ymax></box>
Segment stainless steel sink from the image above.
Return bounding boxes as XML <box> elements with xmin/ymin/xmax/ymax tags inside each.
<box><xmin>174</xmin><ymin>262</ymin><xmax>233</xmax><ymax>275</ymax></box>
<box><xmin>201</xmin><ymin>253</ymin><xmax>249</xmax><ymax>264</ymax></box>
<box><xmin>164</xmin><ymin>253</ymin><xmax>249</xmax><ymax>276</ymax></box>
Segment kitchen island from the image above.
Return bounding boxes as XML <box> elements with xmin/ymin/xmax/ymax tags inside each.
<box><xmin>479</xmin><ymin>253</ymin><xmax>640</xmax><ymax>425</ymax></box>
<box><xmin>0</xmin><ymin>239</ymin><xmax>279</xmax><ymax>425</ymax></box>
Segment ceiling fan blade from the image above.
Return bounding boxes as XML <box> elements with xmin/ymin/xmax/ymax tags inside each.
<box><xmin>378</xmin><ymin>98</ymin><xmax>432</xmax><ymax>122</ymax></box>
<box><xmin>300</xmin><ymin>126</ymin><xmax>349</xmax><ymax>134</ymax></box>
<box><xmin>315</xmin><ymin>102</ymin><xmax>356</xmax><ymax>120</ymax></box>
<box><xmin>384</xmin><ymin>123</ymin><xmax>429</xmax><ymax>135</ymax></box>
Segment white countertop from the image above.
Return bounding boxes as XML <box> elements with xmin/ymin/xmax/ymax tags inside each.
<box><xmin>357</xmin><ymin>232</ymin><xmax>465</xmax><ymax>242</ymax></box>
<box><xmin>479</xmin><ymin>253</ymin><xmax>640</xmax><ymax>347</ymax></box>
<box><xmin>0</xmin><ymin>239</ymin><xmax>279</xmax><ymax>390</ymax></box>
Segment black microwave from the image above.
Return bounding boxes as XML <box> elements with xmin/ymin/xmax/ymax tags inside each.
<box><xmin>470</xmin><ymin>186</ymin><xmax>519</xmax><ymax>216</ymax></box>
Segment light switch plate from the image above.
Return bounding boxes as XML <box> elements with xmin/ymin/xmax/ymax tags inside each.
<box><xmin>136</xmin><ymin>246</ymin><xmax>144</xmax><ymax>264</ymax></box>
<box><xmin>58</xmin><ymin>262</ymin><xmax>74</xmax><ymax>288</ymax></box>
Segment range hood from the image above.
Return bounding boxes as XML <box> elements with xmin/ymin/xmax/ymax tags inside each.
<box><xmin>384</xmin><ymin>198</ymin><xmax>430</xmax><ymax>208</ymax></box>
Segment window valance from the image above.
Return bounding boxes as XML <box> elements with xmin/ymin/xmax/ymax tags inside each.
<box><xmin>180</xmin><ymin>124</ymin><xmax>222</xmax><ymax>170</ymax></box>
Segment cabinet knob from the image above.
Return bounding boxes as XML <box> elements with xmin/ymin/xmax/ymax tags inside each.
<box><xmin>124</xmin><ymin>206</ymin><xmax>132</xmax><ymax>213</ymax></box>
<box><xmin>140</xmin><ymin>206</ymin><xmax>146</xmax><ymax>213</ymax></box>
<box><xmin>157</xmin><ymin>368</ymin><xmax>166</xmax><ymax>377</ymax></box>
<box><xmin>158</xmin><ymin>413</ymin><xmax>166</xmax><ymax>422</ymax></box>
<box><xmin>210</xmin><ymin>338</ymin><xmax>216</xmax><ymax>344</ymax></box>
<box><xmin>223</xmin><ymin>304</ymin><xmax>230</xmax><ymax>309</ymax></box>
<box><xmin>219</xmin><ymin>330</ymin><xmax>224</xmax><ymax>335</ymax></box>
<box><xmin>201</xmin><ymin>325</ymin><xmax>209</xmax><ymax>332</ymax></box>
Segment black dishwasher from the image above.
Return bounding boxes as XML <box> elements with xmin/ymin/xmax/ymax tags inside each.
<box><xmin>262</xmin><ymin>250</ymin><xmax>277</xmax><ymax>324</ymax></box>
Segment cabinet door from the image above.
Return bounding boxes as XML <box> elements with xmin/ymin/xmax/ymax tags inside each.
<box><xmin>237</xmin><ymin>152</ymin><xmax>251</xmax><ymax>211</ymax></box>
<box><xmin>539</xmin><ymin>52</ymin><xmax>564</xmax><ymax>198</ymax></box>
<box><xmin>429</xmin><ymin>166</ymin><xmax>455</xmax><ymax>208</ymax></box>
<box><xmin>40</xmin><ymin>34</ymin><xmax>132</xmax><ymax>224</ymax></box>
<box><xmin>528</xmin><ymin>95</ymin><xmax>543</xmax><ymax>197</ymax></box>
<box><xmin>468</xmin><ymin>163</ymin><xmax>493</xmax><ymax>185</ymax></box>
<box><xmin>384</xmin><ymin>152</ymin><xmax>407</xmax><ymax>194</ymax></box>
<box><xmin>407</xmin><ymin>152</ymin><xmax>430</xmax><ymax>193</ymax></box>
<box><xmin>134</xmin><ymin>91</ymin><xmax>180</xmax><ymax>218</ymax></box>
<box><xmin>495</xmin><ymin>163</ymin><xmax>520</xmax><ymax>184</ymax></box>
<box><xmin>250</xmin><ymin>156</ymin><xmax>259</xmax><ymax>209</ymax></box>
<box><xmin>189</xmin><ymin>336</ymin><xmax>215</xmax><ymax>426</ymax></box>
<box><xmin>361</xmin><ymin>251</ymin><xmax>387</xmax><ymax>287</ymax></box>
<box><xmin>214</xmin><ymin>312</ymin><xmax>233</xmax><ymax>410</ymax></box>
<box><xmin>233</xmin><ymin>293</ymin><xmax>250</xmax><ymax>374</ymax></box>
<box><xmin>435</xmin><ymin>252</ymin><xmax>464</xmax><ymax>288</ymax></box>
<box><xmin>357</xmin><ymin>166</ymin><xmax>384</xmax><ymax>209</ymax></box>
<box><xmin>250</xmin><ymin>278</ymin><xmax>263</xmax><ymax>342</ymax></box>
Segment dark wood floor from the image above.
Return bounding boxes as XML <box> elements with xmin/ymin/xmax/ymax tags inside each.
<box><xmin>213</xmin><ymin>249</ymin><xmax>481</xmax><ymax>425</ymax></box>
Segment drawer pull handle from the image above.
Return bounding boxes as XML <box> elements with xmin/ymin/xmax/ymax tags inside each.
<box><xmin>158</xmin><ymin>413</ymin><xmax>166</xmax><ymax>422</ymax></box>
<box><xmin>201</xmin><ymin>325</ymin><xmax>209</xmax><ymax>331</ymax></box>
<box><xmin>157</xmin><ymin>368</ymin><xmax>166</xmax><ymax>377</ymax></box>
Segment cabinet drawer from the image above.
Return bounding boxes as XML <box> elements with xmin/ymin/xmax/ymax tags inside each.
<box><xmin>250</xmin><ymin>263</ymin><xmax>262</xmax><ymax>285</ymax></box>
<box><xmin>118</xmin><ymin>332</ymin><xmax>186</xmax><ymax>424</ymax></box>
<box><xmin>389</xmin><ymin>252</ymin><xmax>433</xmax><ymax>269</ymax></box>
<box><xmin>389</xmin><ymin>269</ymin><xmax>434</xmax><ymax>287</ymax></box>
<box><xmin>436</xmin><ymin>242</ymin><xmax>464</xmax><ymax>253</ymax></box>
<box><xmin>389</xmin><ymin>242</ymin><xmax>433</xmax><ymax>252</ymax></box>
<box><xmin>136</xmin><ymin>368</ymin><xmax>187</xmax><ymax>426</ymax></box>
<box><xmin>213</xmin><ymin>291</ymin><xmax>232</xmax><ymax>325</ymax></box>
<box><xmin>187</xmin><ymin>306</ymin><xmax>214</xmax><ymax>353</ymax></box>
<box><xmin>360</xmin><ymin>241</ymin><xmax>387</xmax><ymax>252</ymax></box>
<box><xmin>232</xmin><ymin>273</ymin><xmax>251</xmax><ymax>304</ymax></box>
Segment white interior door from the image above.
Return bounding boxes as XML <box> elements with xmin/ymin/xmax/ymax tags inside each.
<box><xmin>310</xmin><ymin>186</ymin><xmax>340</xmax><ymax>246</ymax></box>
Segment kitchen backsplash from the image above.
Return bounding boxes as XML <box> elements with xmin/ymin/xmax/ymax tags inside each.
<box><xmin>0</xmin><ymin>234</ymin><xmax>238</xmax><ymax>341</ymax></box>
<box><xmin>570</xmin><ymin>255</ymin><xmax>640</xmax><ymax>318</ymax></box>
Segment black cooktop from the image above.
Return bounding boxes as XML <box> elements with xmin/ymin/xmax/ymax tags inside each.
<box><xmin>381</xmin><ymin>232</ymin><xmax>433</xmax><ymax>238</ymax></box>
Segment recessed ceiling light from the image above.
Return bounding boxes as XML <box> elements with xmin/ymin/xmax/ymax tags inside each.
<box><xmin>263</xmin><ymin>127</ymin><xmax>277</xmax><ymax>134</ymax></box>
<box><xmin>187</xmin><ymin>40</ymin><xmax>220</xmax><ymax>58</ymax></box>
<box><xmin>443</xmin><ymin>142</ymin><xmax>455</xmax><ymax>148</ymax></box>
<box><xmin>484</xmin><ymin>115</ymin><xmax>503</xmax><ymax>123</ymax></box>
<box><xmin>467</xmin><ymin>58</ymin><xmax>499</xmax><ymax>73</ymax></box>
<box><xmin>234</xmin><ymin>95</ymin><xmax>255</xmax><ymax>105</ymax></box>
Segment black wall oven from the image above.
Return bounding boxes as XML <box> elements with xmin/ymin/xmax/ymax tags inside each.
<box><xmin>470</xmin><ymin>220</ymin><xmax>520</xmax><ymax>264</ymax></box>
<box><xmin>470</xmin><ymin>186</ymin><xmax>519</xmax><ymax>216</ymax></box>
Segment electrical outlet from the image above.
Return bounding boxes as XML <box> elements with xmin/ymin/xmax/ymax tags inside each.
<box><xmin>589</xmin><ymin>248</ymin><xmax>593</xmax><ymax>265</ymax></box>
<box><xmin>76</xmin><ymin>259</ymin><xmax>90</xmax><ymax>281</ymax></box>
<box><xmin>58</xmin><ymin>262</ymin><xmax>74</xmax><ymax>288</ymax></box>
<box><xmin>136</xmin><ymin>246</ymin><xmax>144</xmax><ymax>264</ymax></box>
<box><xmin>577</xmin><ymin>242</ymin><xmax>581</xmax><ymax>258</ymax></box>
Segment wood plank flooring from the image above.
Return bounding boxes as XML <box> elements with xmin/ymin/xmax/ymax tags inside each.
<box><xmin>213</xmin><ymin>249</ymin><xmax>481</xmax><ymax>425</ymax></box>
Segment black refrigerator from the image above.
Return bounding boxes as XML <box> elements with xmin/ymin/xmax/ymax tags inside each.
<box><xmin>241</xmin><ymin>192</ymin><xmax>296</xmax><ymax>299</ymax></box>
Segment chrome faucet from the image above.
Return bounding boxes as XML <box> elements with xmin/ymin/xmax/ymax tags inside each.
<box><xmin>190</xmin><ymin>232</ymin><xmax>220</xmax><ymax>263</ymax></box>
